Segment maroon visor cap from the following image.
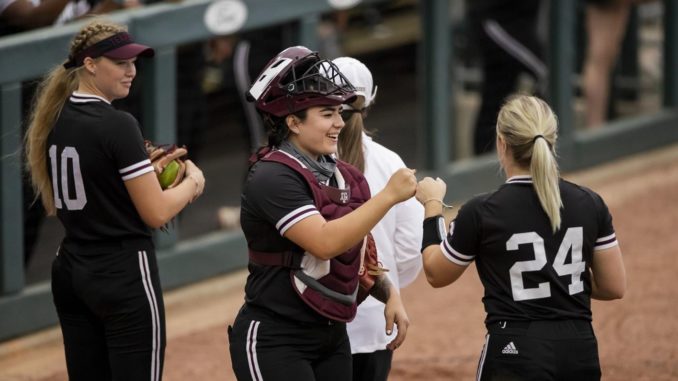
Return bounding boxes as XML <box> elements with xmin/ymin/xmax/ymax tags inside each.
<box><xmin>64</xmin><ymin>32</ymin><xmax>154</xmax><ymax>69</ymax></box>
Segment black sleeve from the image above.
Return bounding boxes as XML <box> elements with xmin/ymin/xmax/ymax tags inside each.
<box><xmin>590</xmin><ymin>190</ymin><xmax>618</xmax><ymax>250</ymax></box>
<box><xmin>243</xmin><ymin>162</ymin><xmax>318</xmax><ymax>236</ymax></box>
<box><xmin>104</xmin><ymin>111</ymin><xmax>152</xmax><ymax>181</ymax></box>
<box><xmin>442</xmin><ymin>197</ymin><xmax>482</xmax><ymax>266</ymax></box>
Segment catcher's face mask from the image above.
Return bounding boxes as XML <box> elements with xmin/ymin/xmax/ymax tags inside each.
<box><xmin>247</xmin><ymin>46</ymin><xmax>356</xmax><ymax>117</ymax></box>
<box><xmin>64</xmin><ymin>32</ymin><xmax>155</xmax><ymax>69</ymax></box>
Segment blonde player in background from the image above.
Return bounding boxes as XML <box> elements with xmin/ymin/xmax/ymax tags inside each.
<box><xmin>416</xmin><ymin>95</ymin><xmax>626</xmax><ymax>380</ymax></box>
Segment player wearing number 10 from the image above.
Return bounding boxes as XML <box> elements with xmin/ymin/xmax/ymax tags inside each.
<box><xmin>416</xmin><ymin>95</ymin><xmax>626</xmax><ymax>380</ymax></box>
<box><xmin>24</xmin><ymin>19</ymin><xmax>205</xmax><ymax>380</ymax></box>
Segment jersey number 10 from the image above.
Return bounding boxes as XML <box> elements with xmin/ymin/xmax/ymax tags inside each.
<box><xmin>49</xmin><ymin>145</ymin><xmax>87</xmax><ymax>210</ymax></box>
<box><xmin>507</xmin><ymin>228</ymin><xmax>585</xmax><ymax>302</ymax></box>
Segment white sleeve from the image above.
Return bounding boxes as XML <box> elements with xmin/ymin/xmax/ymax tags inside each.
<box><xmin>392</xmin><ymin>187</ymin><xmax>424</xmax><ymax>288</ymax></box>
<box><xmin>362</xmin><ymin>136</ymin><xmax>423</xmax><ymax>288</ymax></box>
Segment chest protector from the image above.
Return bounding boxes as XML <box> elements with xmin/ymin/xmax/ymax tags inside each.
<box><xmin>248</xmin><ymin>150</ymin><xmax>371</xmax><ymax>322</ymax></box>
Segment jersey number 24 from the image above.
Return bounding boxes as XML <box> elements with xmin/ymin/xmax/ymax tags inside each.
<box><xmin>507</xmin><ymin>228</ymin><xmax>585</xmax><ymax>301</ymax></box>
<box><xmin>49</xmin><ymin>145</ymin><xmax>87</xmax><ymax>210</ymax></box>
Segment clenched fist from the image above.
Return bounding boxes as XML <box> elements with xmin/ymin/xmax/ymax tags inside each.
<box><xmin>384</xmin><ymin>168</ymin><xmax>417</xmax><ymax>203</ymax></box>
<box><xmin>415</xmin><ymin>177</ymin><xmax>447</xmax><ymax>205</ymax></box>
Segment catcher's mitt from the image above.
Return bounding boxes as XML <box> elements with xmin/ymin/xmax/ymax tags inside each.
<box><xmin>144</xmin><ymin>140</ymin><xmax>188</xmax><ymax>189</ymax></box>
<box><xmin>357</xmin><ymin>233</ymin><xmax>389</xmax><ymax>305</ymax></box>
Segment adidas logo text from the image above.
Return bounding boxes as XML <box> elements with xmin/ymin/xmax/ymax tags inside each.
<box><xmin>501</xmin><ymin>341</ymin><xmax>519</xmax><ymax>355</ymax></box>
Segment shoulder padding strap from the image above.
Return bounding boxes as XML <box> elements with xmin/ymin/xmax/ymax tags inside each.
<box><xmin>248</xmin><ymin>249</ymin><xmax>303</xmax><ymax>269</ymax></box>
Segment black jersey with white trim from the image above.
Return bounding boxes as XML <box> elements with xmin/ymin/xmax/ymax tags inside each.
<box><xmin>46</xmin><ymin>93</ymin><xmax>152</xmax><ymax>244</ymax></box>
<box><xmin>444</xmin><ymin>176</ymin><xmax>618</xmax><ymax>323</ymax></box>
<box><xmin>240</xmin><ymin>159</ymin><xmax>333</xmax><ymax>324</ymax></box>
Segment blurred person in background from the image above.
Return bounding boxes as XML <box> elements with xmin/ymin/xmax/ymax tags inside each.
<box><xmin>416</xmin><ymin>95</ymin><xmax>626</xmax><ymax>380</ymax></box>
<box><xmin>228</xmin><ymin>46</ymin><xmax>414</xmax><ymax>381</ymax></box>
<box><xmin>0</xmin><ymin>0</ymin><xmax>137</xmax><ymax>36</ymax></box>
<box><xmin>24</xmin><ymin>19</ymin><xmax>204</xmax><ymax>380</ymax></box>
<box><xmin>582</xmin><ymin>0</ymin><xmax>653</xmax><ymax>128</ymax></box>
<box><xmin>0</xmin><ymin>0</ymin><xmax>68</xmax><ymax>35</ymax></box>
<box><xmin>467</xmin><ymin>0</ymin><xmax>546</xmax><ymax>155</ymax></box>
<box><xmin>208</xmin><ymin>26</ymin><xmax>290</xmax><ymax>229</ymax></box>
<box><xmin>52</xmin><ymin>0</ymin><xmax>140</xmax><ymax>26</ymax></box>
<box><xmin>332</xmin><ymin>56</ymin><xmax>423</xmax><ymax>381</ymax></box>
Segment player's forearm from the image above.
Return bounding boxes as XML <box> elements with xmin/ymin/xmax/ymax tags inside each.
<box><xmin>423</xmin><ymin>201</ymin><xmax>444</xmax><ymax>218</ymax></box>
<box><xmin>154</xmin><ymin>180</ymin><xmax>200</xmax><ymax>223</ymax></box>
<box><xmin>316</xmin><ymin>191</ymin><xmax>399</xmax><ymax>258</ymax></box>
<box><xmin>133</xmin><ymin>179</ymin><xmax>198</xmax><ymax>228</ymax></box>
<box><xmin>369</xmin><ymin>274</ymin><xmax>394</xmax><ymax>304</ymax></box>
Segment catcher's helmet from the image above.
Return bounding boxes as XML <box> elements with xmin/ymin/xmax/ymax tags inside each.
<box><xmin>247</xmin><ymin>46</ymin><xmax>357</xmax><ymax>117</ymax></box>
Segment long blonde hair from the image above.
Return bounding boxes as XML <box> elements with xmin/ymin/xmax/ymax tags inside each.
<box><xmin>24</xmin><ymin>19</ymin><xmax>126</xmax><ymax>215</ymax></box>
<box><xmin>496</xmin><ymin>95</ymin><xmax>562</xmax><ymax>232</ymax></box>
<box><xmin>337</xmin><ymin>97</ymin><xmax>368</xmax><ymax>172</ymax></box>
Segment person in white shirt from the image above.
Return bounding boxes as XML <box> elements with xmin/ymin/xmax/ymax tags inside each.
<box><xmin>334</xmin><ymin>56</ymin><xmax>424</xmax><ymax>381</ymax></box>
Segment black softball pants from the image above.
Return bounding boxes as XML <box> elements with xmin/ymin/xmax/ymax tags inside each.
<box><xmin>51</xmin><ymin>239</ymin><xmax>165</xmax><ymax>381</ymax></box>
<box><xmin>352</xmin><ymin>349</ymin><xmax>393</xmax><ymax>381</ymax></box>
<box><xmin>477</xmin><ymin>319</ymin><xmax>601</xmax><ymax>381</ymax></box>
<box><xmin>228</xmin><ymin>304</ymin><xmax>351</xmax><ymax>381</ymax></box>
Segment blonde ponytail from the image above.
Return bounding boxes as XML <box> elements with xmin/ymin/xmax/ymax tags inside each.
<box><xmin>25</xmin><ymin>67</ymin><xmax>78</xmax><ymax>215</ymax></box>
<box><xmin>531</xmin><ymin>135</ymin><xmax>562</xmax><ymax>232</ymax></box>
<box><xmin>496</xmin><ymin>95</ymin><xmax>562</xmax><ymax>232</ymax></box>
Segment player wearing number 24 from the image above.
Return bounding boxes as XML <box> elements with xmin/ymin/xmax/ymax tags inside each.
<box><xmin>416</xmin><ymin>95</ymin><xmax>626</xmax><ymax>381</ymax></box>
<box><xmin>24</xmin><ymin>19</ymin><xmax>205</xmax><ymax>380</ymax></box>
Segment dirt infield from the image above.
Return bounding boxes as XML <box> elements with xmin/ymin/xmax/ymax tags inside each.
<box><xmin>1</xmin><ymin>144</ymin><xmax>677</xmax><ymax>381</ymax></box>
